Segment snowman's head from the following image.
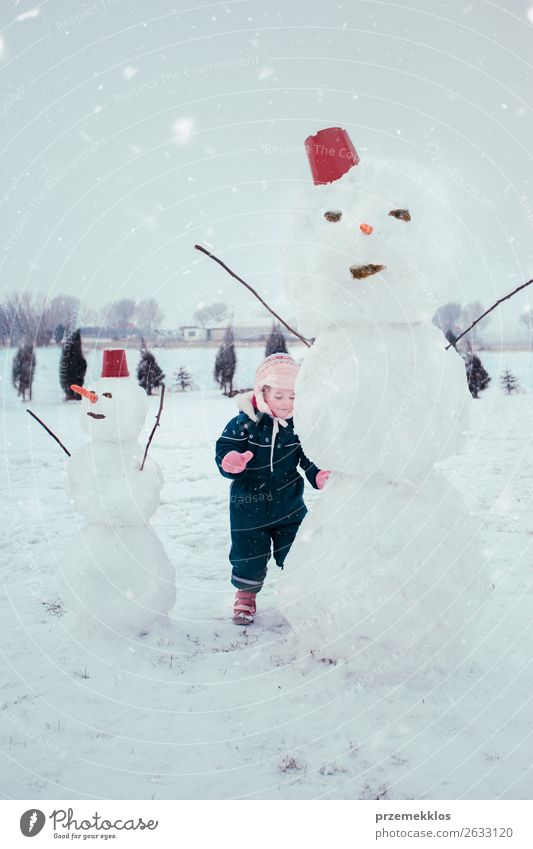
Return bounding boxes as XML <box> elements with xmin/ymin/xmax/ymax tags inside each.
<box><xmin>286</xmin><ymin>131</ymin><xmax>456</xmax><ymax>335</ymax></box>
<box><xmin>71</xmin><ymin>350</ymin><xmax>148</xmax><ymax>444</ymax></box>
<box><xmin>74</xmin><ymin>378</ymin><xmax>148</xmax><ymax>443</ymax></box>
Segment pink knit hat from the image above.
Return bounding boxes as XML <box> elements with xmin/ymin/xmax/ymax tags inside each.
<box><xmin>254</xmin><ymin>353</ymin><xmax>299</xmax><ymax>416</ymax></box>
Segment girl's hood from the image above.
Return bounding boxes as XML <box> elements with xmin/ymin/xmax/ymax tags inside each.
<box><xmin>235</xmin><ymin>390</ymin><xmax>259</xmax><ymax>422</ymax></box>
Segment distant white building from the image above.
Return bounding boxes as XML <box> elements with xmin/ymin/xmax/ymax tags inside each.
<box><xmin>207</xmin><ymin>316</ymin><xmax>289</xmax><ymax>343</ymax></box>
<box><xmin>180</xmin><ymin>326</ymin><xmax>208</xmax><ymax>342</ymax></box>
<box><xmin>177</xmin><ymin>318</ymin><xmax>294</xmax><ymax>344</ymax></box>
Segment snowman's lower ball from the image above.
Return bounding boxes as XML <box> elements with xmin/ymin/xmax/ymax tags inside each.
<box><xmin>60</xmin><ymin>523</ymin><xmax>176</xmax><ymax>637</ymax></box>
<box><xmin>280</xmin><ymin>470</ymin><xmax>491</xmax><ymax>682</ymax></box>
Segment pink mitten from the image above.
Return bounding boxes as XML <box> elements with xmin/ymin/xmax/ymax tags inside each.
<box><xmin>316</xmin><ymin>470</ymin><xmax>330</xmax><ymax>489</ymax></box>
<box><xmin>221</xmin><ymin>450</ymin><xmax>254</xmax><ymax>474</ymax></box>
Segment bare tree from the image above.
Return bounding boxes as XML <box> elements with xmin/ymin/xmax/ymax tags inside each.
<box><xmin>46</xmin><ymin>295</ymin><xmax>80</xmax><ymax>336</ymax></box>
<box><xmin>135</xmin><ymin>298</ymin><xmax>164</xmax><ymax>335</ymax></box>
<box><xmin>0</xmin><ymin>292</ymin><xmax>52</xmax><ymax>346</ymax></box>
<box><xmin>460</xmin><ymin>300</ymin><xmax>492</xmax><ymax>344</ymax></box>
<box><xmin>104</xmin><ymin>299</ymin><xmax>136</xmax><ymax>334</ymax></box>
<box><xmin>0</xmin><ymin>301</ymin><xmax>14</xmax><ymax>345</ymax></box>
<box><xmin>432</xmin><ymin>302</ymin><xmax>462</xmax><ymax>338</ymax></box>
<box><xmin>34</xmin><ymin>295</ymin><xmax>54</xmax><ymax>346</ymax></box>
<box><xmin>6</xmin><ymin>292</ymin><xmax>35</xmax><ymax>343</ymax></box>
<box><xmin>194</xmin><ymin>301</ymin><xmax>228</xmax><ymax>327</ymax></box>
<box><xmin>519</xmin><ymin>308</ymin><xmax>533</xmax><ymax>331</ymax></box>
<box><xmin>434</xmin><ymin>300</ymin><xmax>492</xmax><ymax>346</ymax></box>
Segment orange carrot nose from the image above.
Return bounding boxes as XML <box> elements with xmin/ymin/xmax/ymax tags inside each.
<box><xmin>360</xmin><ymin>223</ymin><xmax>373</xmax><ymax>235</ymax></box>
<box><xmin>70</xmin><ymin>384</ymin><xmax>98</xmax><ymax>403</ymax></box>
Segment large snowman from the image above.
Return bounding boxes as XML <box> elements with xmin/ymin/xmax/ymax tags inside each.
<box><xmin>281</xmin><ymin>128</ymin><xmax>489</xmax><ymax>680</ymax></box>
<box><xmin>60</xmin><ymin>349</ymin><xmax>176</xmax><ymax>637</ymax></box>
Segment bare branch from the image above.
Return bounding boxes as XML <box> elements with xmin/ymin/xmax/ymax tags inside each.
<box><xmin>194</xmin><ymin>244</ymin><xmax>312</xmax><ymax>348</ymax></box>
<box><xmin>26</xmin><ymin>410</ymin><xmax>71</xmax><ymax>457</ymax></box>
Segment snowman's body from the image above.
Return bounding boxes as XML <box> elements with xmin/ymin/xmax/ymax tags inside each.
<box><xmin>282</xmin><ymin>151</ymin><xmax>489</xmax><ymax>677</ymax></box>
<box><xmin>60</xmin><ymin>376</ymin><xmax>176</xmax><ymax>637</ymax></box>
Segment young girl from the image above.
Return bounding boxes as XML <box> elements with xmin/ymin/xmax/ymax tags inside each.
<box><xmin>215</xmin><ymin>353</ymin><xmax>329</xmax><ymax>624</ymax></box>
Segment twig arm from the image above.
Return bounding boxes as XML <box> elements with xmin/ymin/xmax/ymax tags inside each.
<box><xmin>446</xmin><ymin>278</ymin><xmax>533</xmax><ymax>350</ymax></box>
<box><xmin>140</xmin><ymin>384</ymin><xmax>165</xmax><ymax>471</ymax></box>
<box><xmin>26</xmin><ymin>410</ymin><xmax>71</xmax><ymax>457</ymax></box>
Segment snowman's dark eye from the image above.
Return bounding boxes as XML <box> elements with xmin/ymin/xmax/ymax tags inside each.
<box><xmin>324</xmin><ymin>210</ymin><xmax>342</xmax><ymax>222</ymax></box>
<box><xmin>389</xmin><ymin>209</ymin><xmax>411</xmax><ymax>221</ymax></box>
<box><xmin>102</xmin><ymin>392</ymin><xmax>113</xmax><ymax>398</ymax></box>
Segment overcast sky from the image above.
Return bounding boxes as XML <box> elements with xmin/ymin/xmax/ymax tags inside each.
<box><xmin>1</xmin><ymin>0</ymin><xmax>532</xmax><ymax>337</ymax></box>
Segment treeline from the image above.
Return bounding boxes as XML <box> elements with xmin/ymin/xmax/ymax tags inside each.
<box><xmin>433</xmin><ymin>299</ymin><xmax>532</xmax><ymax>342</ymax></box>
<box><xmin>0</xmin><ymin>293</ymin><xmax>163</xmax><ymax>347</ymax></box>
<box><xmin>10</xmin><ymin>321</ymin><xmax>525</xmax><ymax>405</ymax></box>
<box><xmin>11</xmin><ymin>331</ymin><xmax>197</xmax><ymax>402</ymax></box>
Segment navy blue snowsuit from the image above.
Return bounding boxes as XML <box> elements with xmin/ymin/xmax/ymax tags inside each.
<box><xmin>215</xmin><ymin>394</ymin><xmax>321</xmax><ymax>593</ymax></box>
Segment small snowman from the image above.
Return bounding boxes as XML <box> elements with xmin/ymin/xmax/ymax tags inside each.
<box><xmin>281</xmin><ymin>128</ymin><xmax>489</xmax><ymax>678</ymax></box>
<box><xmin>60</xmin><ymin>349</ymin><xmax>176</xmax><ymax>637</ymax></box>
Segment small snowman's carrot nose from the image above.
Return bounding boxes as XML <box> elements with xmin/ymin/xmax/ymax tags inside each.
<box><xmin>70</xmin><ymin>384</ymin><xmax>98</xmax><ymax>403</ymax></box>
<box><xmin>360</xmin><ymin>223</ymin><xmax>373</xmax><ymax>235</ymax></box>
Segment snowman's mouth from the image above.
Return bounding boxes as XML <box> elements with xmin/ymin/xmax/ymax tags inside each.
<box><xmin>349</xmin><ymin>264</ymin><xmax>386</xmax><ymax>280</ymax></box>
<box><xmin>87</xmin><ymin>412</ymin><xmax>106</xmax><ymax>420</ymax></box>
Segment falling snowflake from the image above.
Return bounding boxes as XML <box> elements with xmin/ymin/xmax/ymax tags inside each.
<box><xmin>257</xmin><ymin>65</ymin><xmax>275</xmax><ymax>81</ymax></box>
<box><xmin>122</xmin><ymin>66</ymin><xmax>138</xmax><ymax>81</ymax></box>
<box><xmin>528</xmin><ymin>6</ymin><xmax>533</xmax><ymax>24</ymax></box>
<box><xmin>16</xmin><ymin>7</ymin><xmax>40</xmax><ymax>20</ymax></box>
<box><xmin>172</xmin><ymin>116</ymin><xmax>195</xmax><ymax>144</ymax></box>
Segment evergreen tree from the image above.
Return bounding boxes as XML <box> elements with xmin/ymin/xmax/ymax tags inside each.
<box><xmin>214</xmin><ymin>323</ymin><xmax>236</xmax><ymax>396</ymax></box>
<box><xmin>465</xmin><ymin>352</ymin><xmax>491</xmax><ymax>398</ymax></box>
<box><xmin>500</xmin><ymin>368</ymin><xmax>520</xmax><ymax>395</ymax></box>
<box><xmin>265</xmin><ymin>323</ymin><xmax>288</xmax><ymax>357</ymax></box>
<box><xmin>174</xmin><ymin>365</ymin><xmax>193</xmax><ymax>392</ymax></box>
<box><xmin>54</xmin><ymin>323</ymin><xmax>65</xmax><ymax>344</ymax></box>
<box><xmin>137</xmin><ymin>341</ymin><xmax>165</xmax><ymax>395</ymax></box>
<box><xmin>12</xmin><ymin>342</ymin><xmax>36</xmax><ymax>402</ymax></box>
<box><xmin>59</xmin><ymin>329</ymin><xmax>87</xmax><ymax>401</ymax></box>
<box><xmin>214</xmin><ymin>347</ymin><xmax>223</xmax><ymax>390</ymax></box>
<box><xmin>445</xmin><ymin>329</ymin><xmax>458</xmax><ymax>348</ymax></box>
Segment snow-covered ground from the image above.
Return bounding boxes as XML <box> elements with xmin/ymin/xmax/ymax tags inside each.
<box><xmin>1</xmin><ymin>345</ymin><xmax>532</xmax><ymax>800</ymax></box>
